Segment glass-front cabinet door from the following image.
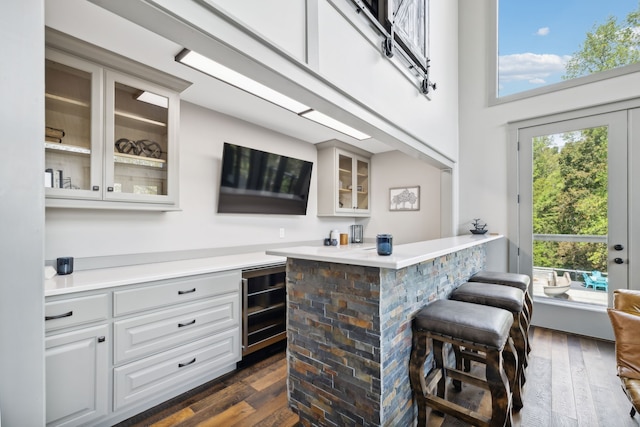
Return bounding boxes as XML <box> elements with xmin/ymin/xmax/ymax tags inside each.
<box><xmin>104</xmin><ymin>71</ymin><xmax>178</xmax><ymax>204</ymax></box>
<box><xmin>337</xmin><ymin>150</ymin><xmax>370</xmax><ymax>215</ymax></box>
<box><xmin>45</xmin><ymin>50</ymin><xmax>103</xmax><ymax>200</ymax></box>
<box><xmin>44</xmin><ymin>48</ymin><xmax>180</xmax><ymax>210</ymax></box>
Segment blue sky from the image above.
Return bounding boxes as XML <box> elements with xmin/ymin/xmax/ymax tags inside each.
<box><xmin>498</xmin><ymin>0</ymin><xmax>638</xmax><ymax>96</ymax></box>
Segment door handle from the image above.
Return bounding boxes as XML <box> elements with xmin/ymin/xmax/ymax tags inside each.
<box><xmin>614</xmin><ymin>244</ymin><xmax>624</xmax><ymax>251</ymax></box>
<box><xmin>614</xmin><ymin>257</ymin><xmax>625</xmax><ymax>264</ymax></box>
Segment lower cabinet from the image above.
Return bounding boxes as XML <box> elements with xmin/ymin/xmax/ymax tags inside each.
<box><xmin>45</xmin><ymin>269</ymin><xmax>242</xmax><ymax>426</ymax></box>
<box><xmin>113</xmin><ymin>329</ymin><xmax>240</xmax><ymax>410</ymax></box>
<box><xmin>45</xmin><ymin>324</ymin><xmax>109</xmax><ymax>427</ymax></box>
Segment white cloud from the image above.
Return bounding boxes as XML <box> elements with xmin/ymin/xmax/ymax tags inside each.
<box><xmin>499</xmin><ymin>52</ymin><xmax>571</xmax><ymax>84</ymax></box>
<box><xmin>529</xmin><ymin>78</ymin><xmax>546</xmax><ymax>84</ymax></box>
<box><xmin>536</xmin><ymin>27</ymin><xmax>550</xmax><ymax>36</ymax></box>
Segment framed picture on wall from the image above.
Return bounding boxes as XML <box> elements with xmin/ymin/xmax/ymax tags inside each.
<box><xmin>389</xmin><ymin>186</ymin><xmax>420</xmax><ymax>211</ymax></box>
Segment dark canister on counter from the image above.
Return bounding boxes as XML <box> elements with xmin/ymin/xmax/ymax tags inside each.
<box><xmin>376</xmin><ymin>234</ymin><xmax>393</xmax><ymax>256</ymax></box>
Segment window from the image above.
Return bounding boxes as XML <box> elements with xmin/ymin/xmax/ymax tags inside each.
<box><xmin>496</xmin><ymin>0</ymin><xmax>640</xmax><ymax>99</ymax></box>
<box><xmin>358</xmin><ymin>0</ymin><xmax>429</xmax><ymax>71</ymax></box>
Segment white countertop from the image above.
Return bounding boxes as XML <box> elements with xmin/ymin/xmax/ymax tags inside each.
<box><xmin>45</xmin><ymin>251</ymin><xmax>285</xmax><ymax>297</ymax></box>
<box><xmin>266</xmin><ymin>234</ymin><xmax>504</xmax><ymax>269</ymax></box>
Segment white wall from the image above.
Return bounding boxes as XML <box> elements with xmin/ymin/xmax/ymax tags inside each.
<box><xmin>458</xmin><ymin>0</ymin><xmax>640</xmax><ymax>258</ymax></box>
<box><xmin>0</xmin><ymin>1</ymin><xmax>46</xmax><ymax>425</ymax></box>
<box><xmin>88</xmin><ymin>0</ymin><xmax>460</xmax><ymax>167</ymax></box>
<box><xmin>45</xmin><ymin>101</ymin><xmax>442</xmax><ymax>259</ymax></box>
<box><xmin>46</xmin><ymin>102</ymin><xmax>362</xmax><ymax>259</ymax></box>
<box><xmin>365</xmin><ymin>151</ymin><xmax>441</xmax><ymax>244</ymax></box>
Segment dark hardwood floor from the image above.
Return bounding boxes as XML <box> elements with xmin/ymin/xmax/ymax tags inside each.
<box><xmin>117</xmin><ymin>327</ymin><xmax>637</xmax><ymax>427</ymax></box>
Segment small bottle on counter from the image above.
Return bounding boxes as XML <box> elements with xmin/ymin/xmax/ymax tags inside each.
<box><xmin>330</xmin><ymin>229</ymin><xmax>339</xmax><ymax>246</ymax></box>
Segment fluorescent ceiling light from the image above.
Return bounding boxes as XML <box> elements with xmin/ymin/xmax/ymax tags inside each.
<box><xmin>300</xmin><ymin>110</ymin><xmax>370</xmax><ymax>140</ymax></box>
<box><xmin>176</xmin><ymin>49</ymin><xmax>309</xmax><ymax>114</ymax></box>
<box><xmin>136</xmin><ymin>91</ymin><xmax>169</xmax><ymax>108</ymax></box>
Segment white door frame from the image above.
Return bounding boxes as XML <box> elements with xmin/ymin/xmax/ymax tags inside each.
<box><xmin>508</xmin><ymin>100</ymin><xmax>640</xmax><ymax>340</ymax></box>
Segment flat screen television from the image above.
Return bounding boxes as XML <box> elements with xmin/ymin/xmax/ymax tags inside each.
<box><xmin>217</xmin><ymin>142</ymin><xmax>313</xmax><ymax>215</ymax></box>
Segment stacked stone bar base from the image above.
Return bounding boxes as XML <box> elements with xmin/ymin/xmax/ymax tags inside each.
<box><xmin>286</xmin><ymin>244</ymin><xmax>487</xmax><ymax>426</ymax></box>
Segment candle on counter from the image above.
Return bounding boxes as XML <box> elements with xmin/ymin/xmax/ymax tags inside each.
<box><xmin>376</xmin><ymin>234</ymin><xmax>393</xmax><ymax>256</ymax></box>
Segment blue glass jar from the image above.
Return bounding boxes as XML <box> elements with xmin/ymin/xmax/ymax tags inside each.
<box><xmin>376</xmin><ymin>234</ymin><xmax>393</xmax><ymax>256</ymax></box>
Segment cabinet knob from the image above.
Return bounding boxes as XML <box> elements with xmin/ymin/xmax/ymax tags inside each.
<box><xmin>107</xmin><ymin>187</ymin><xmax>114</xmax><ymax>192</ymax></box>
<box><xmin>97</xmin><ymin>336</ymin><xmax>106</xmax><ymax>343</ymax></box>
<box><xmin>92</xmin><ymin>186</ymin><xmax>99</xmax><ymax>191</ymax></box>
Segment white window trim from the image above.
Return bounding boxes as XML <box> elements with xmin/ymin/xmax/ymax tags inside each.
<box><xmin>489</xmin><ymin>0</ymin><xmax>640</xmax><ymax>106</ymax></box>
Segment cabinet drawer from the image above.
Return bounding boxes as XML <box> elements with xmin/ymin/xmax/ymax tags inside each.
<box><xmin>113</xmin><ymin>270</ymin><xmax>240</xmax><ymax>316</ymax></box>
<box><xmin>113</xmin><ymin>329</ymin><xmax>240</xmax><ymax>410</ymax></box>
<box><xmin>114</xmin><ymin>294</ymin><xmax>240</xmax><ymax>364</ymax></box>
<box><xmin>45</xmin><ymin>294</ymin><xmax>108</xmax><ymax>332</ymax></box>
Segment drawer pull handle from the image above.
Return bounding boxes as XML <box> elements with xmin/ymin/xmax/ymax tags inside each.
<box><xmin>178</xmin><ymin>357</ymin><xmax>196</xmax><ymax>368</ymax></box>
<box><xmin>178</xmin><ymin>319</ymin><xmax>196</xmax><ymax>328</ymax></box>
<box><xmin>178</xmin><ymin>288</ymin><xmax>196</xmax><ymax>295</ymax></box>
<box><xmin>45</xmin><ymin>311</ymin><xmax>73</xmax><ymax>321</ymax></box>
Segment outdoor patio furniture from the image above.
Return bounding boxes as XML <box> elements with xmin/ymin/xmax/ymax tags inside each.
<box><xmin>582</xmin><ymin>272</ymin><xmax>608</xmax><ymax>291</ymax></box>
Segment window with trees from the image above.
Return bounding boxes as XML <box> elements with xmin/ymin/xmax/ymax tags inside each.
<box><xmin>497</xmin><ymin>0</ymin><xmax>640</xmax><ymax>98</ymax></box>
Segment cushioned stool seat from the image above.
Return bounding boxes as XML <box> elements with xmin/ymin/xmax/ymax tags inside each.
<box><xmin>450</xmin><ymin>282</ymin><xmax>527</xmax><ymax>410</ymax></box>
<box><xmin>469</xmin><ymin>271</ymin><xmax>531</xmax><ymax>316</ymax></box>
<box><xmin>410</xmin><ymin>299</ymin><xmax>516</xmax><ymax>427</ymax></box>
<box><xmin>470</xmin><ymin>270</ymin><xmax>533</xmax><ymax>355</ymax></box>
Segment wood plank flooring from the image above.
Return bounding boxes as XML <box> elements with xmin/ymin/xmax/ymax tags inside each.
<box><xmin>117</xmin><ymin>327</ymin><xmax>636</xmax><ymax>427</ymax></box>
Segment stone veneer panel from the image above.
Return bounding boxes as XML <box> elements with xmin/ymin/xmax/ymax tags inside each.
<box><xmin>286</xmin><ymin>244</ymin><xmax>486</xmax><ymax>426</ymax></box>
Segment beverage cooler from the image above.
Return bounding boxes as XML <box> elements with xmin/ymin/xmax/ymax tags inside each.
<box><xmin>241</xmin><ymin>265</ymin><xmax>286</xmax><ymax>356</ymax></box>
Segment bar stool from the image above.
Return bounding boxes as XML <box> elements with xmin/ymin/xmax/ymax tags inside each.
<box><xmin>469</xmin><ymin>271</ymin><xmax>532</xmax><ymax>319</ymax></box>
<box><xmin>450</xmin><ymin>282</ymin><xmax>527</xmax><ymax>410</ymax></box>
<box><xmin>469</xmin><ymin>271</ymin><xmax>533</xmax><ymax>356</ymax></box>
<box><xmin>409</xmin><ymin>299</ymin><xmax>516</xmax><ymax>427</ymax></box>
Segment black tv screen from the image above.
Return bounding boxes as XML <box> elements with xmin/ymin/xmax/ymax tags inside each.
<box><xmin>217</xmin><ymin>142</ymin><xmax>313</xmax><ymax>215</ymax></box>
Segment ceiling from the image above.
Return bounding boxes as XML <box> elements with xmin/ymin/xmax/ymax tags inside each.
<box><xmin>46</xmin><ymin>0</ymin><xmax>393</xmax><ymax>154</ymax></box>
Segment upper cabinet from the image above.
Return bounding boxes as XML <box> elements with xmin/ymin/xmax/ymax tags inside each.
<box><xmin>44</xmin><ymin>30</ymin><xmax>190</xmax><ymax>210</ymax></box>
<box><xmin>317</xmin><ymin>141</ymin><xmax>371</xmax><ymax>217</ymax></box>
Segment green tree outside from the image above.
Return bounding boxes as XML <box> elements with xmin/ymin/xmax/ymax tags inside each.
<box><xmin>533</xmin><ymin>5</ymin><xmax>640</xmax><ymax>277</ymax></box>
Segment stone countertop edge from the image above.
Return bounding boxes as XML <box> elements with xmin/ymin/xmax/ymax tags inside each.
<box><xmin>45</xmin><ymin>252</ymin><xmax>285</xmax><ymax>297</ymax></box>
<box><xmin>265</xmin><ymin>234</ymin><xmax>504</xmax><ymax>270</ymax></box>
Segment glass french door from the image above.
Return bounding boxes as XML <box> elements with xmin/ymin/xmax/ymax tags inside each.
<box><xmin>517</xmin><ymin>111</ymin><xmax>629</xmax><ymax>340</ymax></box>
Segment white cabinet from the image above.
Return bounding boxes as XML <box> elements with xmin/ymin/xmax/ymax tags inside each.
<box><xmin>45</xmin><ymin>269</ymin><xmax>242</xmax><ymax>426</ymax></box>
<box><xmin>44</xmin><ymin>34</ymin><xmax>188</xmax><ymax>210</ymax></box>
<box><xmin>111</xmin><ymin>270</ymin><xmax>241</xmax><ymax>413</ymax></box>
<box><xmin>317</xmin><ymin>142</ymin><xmax>371</xmax><ymax>217</ymax></box>
<box><xmin>113</xmin><ymin>330</ymin><xmax>239</xmax><ymax>410</ymax></box>
<box><xmin>45</xmin><ymin>294</ymin><xmax>109</xmax><ymax>427</ymax></box>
